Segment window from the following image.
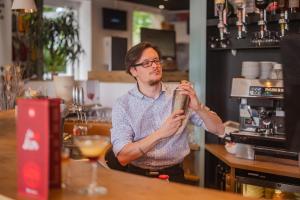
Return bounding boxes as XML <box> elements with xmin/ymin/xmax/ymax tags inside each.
<box><xmin>42</xmin><ymin>6</ymin><xmax>79</xmax><ymax>78</ymax></box>
<box><xmin>43</xmin><ymin>0</ymin><xmax>91</xmax><ymax>80</ymax></box>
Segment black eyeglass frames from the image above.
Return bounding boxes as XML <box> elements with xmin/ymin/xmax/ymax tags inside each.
<box><xmin>132</xmin><ymin>58</ymin><xmax>162</xmax><ymax>68</ymax></box>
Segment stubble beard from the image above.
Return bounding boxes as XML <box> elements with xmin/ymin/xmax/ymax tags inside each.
<box><xmin>148</xmin><ymin>78</ymin><xmax>162</xmax><ymax>86</ymax></box>
<box><xmin>148</xmin><ymin>72</ymin><xmax>162</xmax><ymax>86</ymax></box>
<box><xmin>148</xmin><ymin>70</ymin><xmax>162</xmax><ymax>86</ymax></box>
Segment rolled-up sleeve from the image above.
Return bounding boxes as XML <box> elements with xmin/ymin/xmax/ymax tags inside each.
<box><xmin>189</xmin><ymin>110</ymin><xmax>208</xmax><ymax>131</ymax></box>
<box><xmin>111</xmin><ymin>100</ymin><xmax>134</xmax><ymax>156</ymax></box>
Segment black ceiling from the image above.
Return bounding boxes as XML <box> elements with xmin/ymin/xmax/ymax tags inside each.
<box><xmin>119</xmin><ymin>0</ymin><xmax>189</xmax><ymax>11</ymax></box>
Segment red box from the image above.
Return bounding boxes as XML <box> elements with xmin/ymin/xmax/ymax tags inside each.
<box><xmin>17</xmin><ymin>98</ymin><xmax>61</xmax><ymax>200</ymax></box>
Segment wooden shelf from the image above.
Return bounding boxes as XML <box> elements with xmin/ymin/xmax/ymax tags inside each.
<box><xmin>88</xmin><ymin>70</ymin><xmax>189</xmax><ymax>83</ymax></box>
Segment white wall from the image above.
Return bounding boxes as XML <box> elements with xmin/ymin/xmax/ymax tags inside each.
<box><xmin>98</xmin><ymin>82</ymin><xmax>134</xmax><ymax>107</ymax></box>
<box><xmin>0</xmin><ymin>0</ymin><xmax>12</xmax><ymax>66</ymax></box>
<box><xmin>174</xmin><ymin>21</ymin><xmax>189</xmax><ymax>44</ymax></box>
<box><xmin>77</xmin><ymin>0</ymin><xmax>92</xmax><ymax>80</ymax></box>
<box><xmin>91</xmin><ymin>0</ymin><xmax>163</xmax><ymax>71</ymax></box>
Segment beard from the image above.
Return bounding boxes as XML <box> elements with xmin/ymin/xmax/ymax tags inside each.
<box><xmin>148</xmin><ymin>70</ymin><xmax>162</xmax><ymax>86</ymax></box>
<box><xmin>148</xmin><ymin>69</ymin><xmax>162</xmax><ymax>86</ymax></box>
<box><xmin>148</xmin><ymin>78</ymin><xmax>161</xmax><ymax>86</ymax></box>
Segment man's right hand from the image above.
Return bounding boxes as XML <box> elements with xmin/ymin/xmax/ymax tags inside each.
<box><xmin>156</xmin><ymin>110</ymin><xmax>186</xmax><ymax>139</ymax></box>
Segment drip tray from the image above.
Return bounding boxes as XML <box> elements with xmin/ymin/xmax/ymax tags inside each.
<box><xmin>254</xmin><ymin>146</ymin><xmax>300</xmax><ymax>167</ymax></box>
<box><xmin>230</xmin><ymin>131</ymin><xmax>286</xmax><ymax>148</ymax></box>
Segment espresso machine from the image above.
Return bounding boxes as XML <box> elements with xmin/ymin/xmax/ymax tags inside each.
<box><xmin>229</xmin><ymin>78</ymin><xmax>299</xmax><ymax>165</ymax></box>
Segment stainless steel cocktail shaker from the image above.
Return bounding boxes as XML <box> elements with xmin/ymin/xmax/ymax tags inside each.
<box><xmin>171</xmin><ymin>81</ymin><xmax>190</xmax><ymax>114</ymax></box>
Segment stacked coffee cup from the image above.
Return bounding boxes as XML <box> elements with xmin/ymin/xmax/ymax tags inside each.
<box><xmin>241</xmin><ymin>61</ymin><xmax>283</xmax><ymax>80</ymax></box>
<box><xmin>259</xmin><ymin>62</ymin><xmax>274</xmax><ymax>79</ymax></box>
<box><xmin>241</xmin><ymin>61</ymin><xmax>260</xmax><ymax>79</ymax></box>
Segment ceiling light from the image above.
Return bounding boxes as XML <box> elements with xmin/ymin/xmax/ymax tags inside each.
<box><xmin>11</xmin><ymin>0</ymin><xmax>37</xmax><ymax>13</ymax></box>
<box><xmin>158</xmin><ymin>4</ymin><xmax>165</xmax><ymax>9</ymax></box>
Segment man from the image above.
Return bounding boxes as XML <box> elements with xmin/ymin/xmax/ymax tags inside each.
<box><xmin>111</xmin><ymin>42</ymin><xmax>224</xmax><ymax>183</ymax></box>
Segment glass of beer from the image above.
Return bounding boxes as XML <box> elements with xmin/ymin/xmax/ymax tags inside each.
<box><xmin>74</xmin><ymin>135</ymin><xmax>110</xmax><ymax>195</ymax></box>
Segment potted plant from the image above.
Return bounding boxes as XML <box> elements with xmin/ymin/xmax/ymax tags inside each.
<box><xmin>41</xmin><ymin>9</ymin><xmax>84</xmax><ymax>77</ymax></box>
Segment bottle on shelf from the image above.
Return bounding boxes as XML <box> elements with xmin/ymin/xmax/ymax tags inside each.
<box><xmin>278</xmin><ymin>0</ymin><xmax>289</xmax><ymax>37</ymax></box>
<box><xmin>17</xmin><ymin>15</ymin><xmax>25</xmax><ymax>33</ymax></box>
<box><xmin>288</xmin><ymin>0</ymin><xmax>299</xmax><ymax>13</ymax></box>
<box><xmin>255</xmin><ymin>0</ymin><xmax>269</xmax><ymax>39</ymax></box>
<box><xmin>226</xmin><ymin>0</ymin><xmax>235</xmax><ymax>17</ymax></box>
<box><xmin>255</xmin><ymin>0</ymin><xmax>269</xmax><ymax>9</ymax></box>
<box><xmin>267</xmin><ymin>0</ymin><xmax>279</xmax><ymax>15</ymax></box>
<box><xmin>233</xmin><ymin>0</ymin><xmax>247</xmax><ymax>39</ymax></box>
<box><xmin>223</xmin><ymin>0</ymin><xmax>235</xmax><ymax>34</ymax></box>
<box><xmin>278</xmin><ymin>0</ymin><xmax>288</xmax><ymax>11</ymax></box>
<box><xmin>215</xmin><ymin>0</ymin><xmax>226</xmax><ymax>16</ymax></box>
<box><xmin>244</xmin><ymin>0</ymin><xmax>257</xmax><ymax>13</ymax></box>
<box><xmin>223</xmin><ymin>0</ymin><xmax>230</xmax><ymax>35</ymax></box>
<box><xmin>214</xmin><ymin>0</ymin><xmax>230</xmax><ymax>48</ymax></box>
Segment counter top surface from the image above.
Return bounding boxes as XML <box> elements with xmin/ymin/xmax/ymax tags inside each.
<box><xmin>205</xmin><ymin>144</ymin><xmax>300</xmax><ymax>179</ymax></box>
<box><xmin>0</xmin><ymin>110</ymin><xmax>250</xmax><ymax>200</ymax></box>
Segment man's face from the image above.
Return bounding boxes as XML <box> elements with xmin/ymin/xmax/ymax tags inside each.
<box><xmin>130</xmin><ymin>47</ymin><xmax>162</xmax><ymax>86</ymax></box>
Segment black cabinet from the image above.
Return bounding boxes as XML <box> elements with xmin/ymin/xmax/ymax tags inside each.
<box><xmin>205</xmin><ymin>1</ymin><xmax>300</xmax><ymax>124</ymax></box>
<box><xmin>204</xmin><ymin>0</ymin><xmax>300</xmax><ymax>189</ymax></box>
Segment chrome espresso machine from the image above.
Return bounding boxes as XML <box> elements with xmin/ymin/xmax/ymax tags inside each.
<box><xmin>229</xmin><ymin>78</ymin><xmax>299</xmax><ymax>165</ymax></box>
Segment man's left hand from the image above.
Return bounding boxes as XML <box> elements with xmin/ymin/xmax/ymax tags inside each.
<box><xmin>178</xmin><ymin>82</ymin><xmax>202</xmax><ymax>112</ymax></box>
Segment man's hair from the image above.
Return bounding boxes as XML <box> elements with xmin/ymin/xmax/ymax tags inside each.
<box><xmin>125</xmin><ymin>42</ymin><xmax>161</xmax><ymax>75</ymax></box>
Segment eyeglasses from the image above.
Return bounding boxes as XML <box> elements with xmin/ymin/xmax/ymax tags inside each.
<box><xmin>132</xmin><ymin>58</ymin><xmax>162</xmax><ymax>68</ymax></box>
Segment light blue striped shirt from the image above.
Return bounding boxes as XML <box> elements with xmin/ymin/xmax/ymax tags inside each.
<box><xmin>111</xmin><ymin>83</ymin><xmax>206</xmax><ymax>170</ymax></box>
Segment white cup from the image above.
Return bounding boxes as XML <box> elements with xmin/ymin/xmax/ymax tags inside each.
<box><xmin>270</xmin><ymin>63</ymin><xmax>283</xmax><ymax>79</ymax></box>
<box><xmin>273</xmin><ymin>63</ymin><xmax>282</xmax><ymax>70</ymax></box>
<box><xmin>270</xmin><ymin>70</ymin><xmax>277</xmax><ymax>79</ymax></box>
<box><xmin>260</xmin><ymin>62</ymin><xmax>273</xmax><ymax>79</ymax></box>
<box><xmin>241</xmin><ymin>61</ymin><xmax>260</xmax><ymax>79</ymax></box>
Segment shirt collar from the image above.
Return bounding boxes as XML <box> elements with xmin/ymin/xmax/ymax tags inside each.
<box><xmin>161</xmin><ymin>82</ymin><xmax>167</xmax><ymax>93</ymax></box>
<box><xmin>130</xmin><ymin>82</ymin><xmax>167</xmax><ymax>99</ymax></box>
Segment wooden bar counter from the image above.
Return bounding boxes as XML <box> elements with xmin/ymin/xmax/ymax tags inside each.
<box><xmin>205</xmin><ymin>144</ymin><xmax>300</xmax><ymax>192</ymax></box>
<box><xmin>0</xmin><ymin>110</ymin><xmax>251</xmax><ymax>200</ymax></box>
